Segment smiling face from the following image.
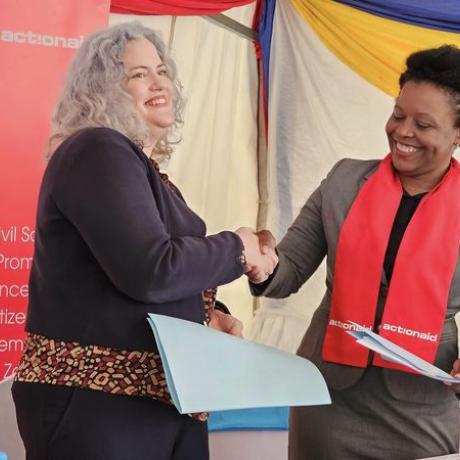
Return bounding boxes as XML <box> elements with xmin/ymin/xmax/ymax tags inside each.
<box><xmin>122</xmin><ymin>38</ymin><xmax>175</xmax><ymax>147</ymax></box>
<box><xmin>385</xmin><ymin>81</ymin><xmax>460</xmax><ymax>193</ymax></box>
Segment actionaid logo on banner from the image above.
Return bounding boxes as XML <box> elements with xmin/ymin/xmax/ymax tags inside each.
<box><xmin>1</xmin><ymin>29</ymin><xmax>84</xmax><ymax>48</ymax></box>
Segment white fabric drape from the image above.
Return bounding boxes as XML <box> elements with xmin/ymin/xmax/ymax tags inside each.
<box><xmin>110</xmin><ymin>8</ymin><xmax>259</xmax><ymax>326</ymax></box>
<box><xmin>247</xmin><ymin>0</ymin><xmax>394</xmax><ymax>352</ymax></box>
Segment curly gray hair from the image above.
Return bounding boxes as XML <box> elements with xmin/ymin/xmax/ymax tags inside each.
<box><xmin>47</xmin><ymin>21</ymin><xmax>184</xmax><ymax>159</ymax></box>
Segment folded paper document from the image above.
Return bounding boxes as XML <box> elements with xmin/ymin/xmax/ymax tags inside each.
<box><xmin>147</xmin><ymin>314</ymin><xmax>331</xmax><ymax>414</ymax></box>
<box><xmin>347</xmin><ymin>322</ymin><xmax>460</xmax><ymax>384</ymax></box>
<box><xmin>416</xmin><ymin>454</ymin><xmax>460</xmax><ymax>460</ymax></box>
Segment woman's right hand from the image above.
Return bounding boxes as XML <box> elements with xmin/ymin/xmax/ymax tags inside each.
<box><xmin>235</xmin><ymin>227</ymin><xmax>278</xmax><ymax>283</ymax></box>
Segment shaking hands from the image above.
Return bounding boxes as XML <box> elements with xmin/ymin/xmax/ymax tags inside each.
<box><xmin>235</xmin><ymin>227</ymin><xmax>278</xmax><ymax>284</ymax></box>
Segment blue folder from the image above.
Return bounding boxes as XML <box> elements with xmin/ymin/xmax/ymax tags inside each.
<box><xmin>208</xmin><ymin>407</ymin><xmax>289</xmax><ymax>431</ymax></box>
<box><xmin>147</xmin><ymin>314</ymin><xmax>331</xmax><ymax>414</ymax></box>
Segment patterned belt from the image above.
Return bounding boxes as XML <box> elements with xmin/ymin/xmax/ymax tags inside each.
<box><xmin>15</xmin><ymin>332</ymin><xmax>208</xmax><ymax>421</ymax></box>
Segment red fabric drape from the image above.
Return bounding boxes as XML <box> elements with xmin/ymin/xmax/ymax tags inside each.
<box><xmin>110</xmin><ymin>0</ymin><xmax>255</xmax><ymax>15</ymax></box>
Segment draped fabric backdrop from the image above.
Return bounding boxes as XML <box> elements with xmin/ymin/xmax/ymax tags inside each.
<box><xmin>111</xmin><ymin>0</ymin><xmax>255</xmax><ymax>15</ymax></box>
<box><xmin>335</xmin><ymin>0</ymin><xmax>460</xmax><ymax>33</ymax></box>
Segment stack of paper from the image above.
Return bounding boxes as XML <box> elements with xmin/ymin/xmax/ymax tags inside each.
<box><xmin>147</xmin><ymin>314</ymin><xmax>331</xmax><ymax>414</ymax></box>
<box><xmin>416</xmin><ymin>454</ymin><xmax>460</xmax><ymax>460</ymax></box>
<box><xmin>346</xmin><ymin>322</ymin><xmax>460</xmax><ymax>384</ymax></box>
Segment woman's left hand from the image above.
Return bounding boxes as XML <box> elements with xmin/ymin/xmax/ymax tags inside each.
<box><xmin>446</xmin><ymin>359</ymin><xmax>460</xmax><ymax>392</ymax></box>
<box><xmin>208</xmin><ymin>309</ymin><xmax>243</xmax><ymax>338</ymax></box>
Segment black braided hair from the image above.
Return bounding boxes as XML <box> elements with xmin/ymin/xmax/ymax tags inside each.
<box><xmin>400</xmin><ymin>45</ymin><xmax>460</xmax><ymax>126</ymax></box>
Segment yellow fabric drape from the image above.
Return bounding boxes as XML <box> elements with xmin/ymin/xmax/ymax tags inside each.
<box><xmin>291</xmin><ymin>0</ymin><xmax>460</xmax><ymax>96</ymax></box>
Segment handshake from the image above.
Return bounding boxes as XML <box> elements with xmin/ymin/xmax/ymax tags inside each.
<box><xmin>235</xmin><ymin>227</ymin><xmax>278</xmax><ymax>284</ymax></box>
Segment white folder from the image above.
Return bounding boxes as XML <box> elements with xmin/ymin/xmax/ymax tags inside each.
<box><xmin>347</xmin><ymin>322</ymin><xmax>460</xmax><ymax>384</ymax></box>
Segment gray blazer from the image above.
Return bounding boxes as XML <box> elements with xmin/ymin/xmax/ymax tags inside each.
<box><xmin>260</xmin><ymin>158</ymin><xmax>460</xmax><ymax>404</ymax></box>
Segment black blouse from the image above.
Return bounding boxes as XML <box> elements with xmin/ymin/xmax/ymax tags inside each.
<box><xmin>383</xmin><ymin>190</ymin><xmax>426</xmax><ymax>281</ymax></box>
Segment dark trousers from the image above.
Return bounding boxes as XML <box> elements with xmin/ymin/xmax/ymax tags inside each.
<box><xmin>12</xmin><ymin>381</ymin><xmax>208</xmax><ymax>460</ymax></box>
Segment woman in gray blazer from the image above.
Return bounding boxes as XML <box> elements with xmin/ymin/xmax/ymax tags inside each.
<box><xmin>252</xmin><ymin>45</ymin><xmax>460</xmax><ymax>459</ymax></box>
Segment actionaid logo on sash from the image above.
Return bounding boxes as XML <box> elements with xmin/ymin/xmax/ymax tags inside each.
<box><xmin>328</xmin><ymin>319</ymin><xmax>373</xmax><ymax>332</ymax></box>
<box><xmin>381</xmin><ymin>323</ymin><xmax>438</xmax><ymax>342</ymax></box>
<box><xmin>0</xmin><ymin>0</ymin><xmax>110</xmax><ymax>384</ymax></box>
<box><xmin>328</xmin><ymin>319</ymin><xmax>438</xmax><ymax>343</ymax></box>
<box><xmin>0</xmin><ymin>29</ymin><xmax>84</xmax><ymax>48</ymax></box>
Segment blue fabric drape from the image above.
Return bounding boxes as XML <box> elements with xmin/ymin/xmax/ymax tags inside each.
<box><xmin>334</xmin><ymin>0</ymin><xmax>460</xmax><ymax>33</ymax></box>
<box><xmin>258</xmin><ymin>0</ymin><xmax>276</xmax><ymax>101</ymax></box>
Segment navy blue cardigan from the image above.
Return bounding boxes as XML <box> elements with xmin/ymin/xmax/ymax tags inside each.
<box><xmin>26</xmin><ymin>128</ymin><xmax>244</xmax><ymax>351</ymax></box>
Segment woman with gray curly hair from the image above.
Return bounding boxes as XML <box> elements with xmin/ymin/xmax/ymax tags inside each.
<box><xmin>12</xmin><ymin>21</ymin><xmax>277</xmax><ymax>460</ymax></box>
<box><xmin>47</xmin><ymin>21</ymin><xmax>184</xmax><ymax>160</ymax></box>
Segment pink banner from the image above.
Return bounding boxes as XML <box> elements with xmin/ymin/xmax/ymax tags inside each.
<box><xmin>0</xmin><ymin>0</ymin><xmax>110</xmax><ymax>383</ymax></box>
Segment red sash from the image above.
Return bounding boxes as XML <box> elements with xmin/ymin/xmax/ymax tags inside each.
<box><xmin>322</xmin><ymin>155</ymin><xmax>460</xmax><ymax>371</ymax></box>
